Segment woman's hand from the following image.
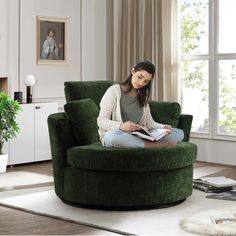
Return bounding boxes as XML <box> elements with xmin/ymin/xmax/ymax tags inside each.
<box><xmin>164</xmin><ymin>124</ymin><xmax>172</xmax><ymax>134</ymax></box>
<box><xmin>119</xmin><ymin>121</ymin><xmax>141</xmax><ymax>132</ymax></box>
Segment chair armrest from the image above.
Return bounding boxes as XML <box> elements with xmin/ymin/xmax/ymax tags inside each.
<box><xmin>177</xmin><ymin>114</ymin><xmax>193</xmax><ymax>142</ymax></box>
<box><xmin>47</xmin><ymin>112</ymin><xmax>77</xmax><ymax>197</ymax></box>
<box><xmin>149</xmin><ymin>101</ymin><xmax>192</xmax><ymax>142</ymax></box>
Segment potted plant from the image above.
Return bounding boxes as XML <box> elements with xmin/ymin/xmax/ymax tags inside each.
<box><xmin>0</xmin><ymin>92</ymin><xmax>21</xmax><ymax>173</ymax></box>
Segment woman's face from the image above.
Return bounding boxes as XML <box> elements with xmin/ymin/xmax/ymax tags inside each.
<box><xmin>131</xmin><ymin>69</ymin><xmax>152</xmax><ymax>90</ymax></box>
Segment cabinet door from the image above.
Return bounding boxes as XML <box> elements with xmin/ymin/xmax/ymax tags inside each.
<box><xmin>3</xmin><ymin>141</ymin><xmax>9</xmax><ymax>165</ymax></box>
<box><xmin>9</xmin><ymin>104</ymin><xmax>34</xmax><ymax>165</ymax></box>
<box><xmin>34</xmin><ymin>103</ymin><xmax>58</xmax><ymax>161</ymax></box>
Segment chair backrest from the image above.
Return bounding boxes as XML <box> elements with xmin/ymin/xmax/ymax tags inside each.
<box><xmin>63</xmin><ymin>80</ymin><xmax>191</xmax><ymax>141</ymax></box>
<box><xmin>64</xmin><ymin>80</ymin><xmax>114</xmax><ymax>107</ymax></box>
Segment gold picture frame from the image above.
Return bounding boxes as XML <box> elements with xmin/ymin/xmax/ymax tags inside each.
<box><xmin>36</xmin><ymin>16</ymin><xmax>68</xmax><ymax>65</ymax></box>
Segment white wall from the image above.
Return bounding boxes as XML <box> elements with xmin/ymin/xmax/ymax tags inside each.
<box><xmin>0</xmin><ymin>0</ymin><xmax>7</xmax><ymax>76</ymax></box>
<box><xmin>0</xmin><ymin>0</ymin><xmax>107</xmax><ymax>109</ymax></box>
<box><xmin>19</xmin><ymin>0</ymin><xmax>81</xmax><ymax>108</ymax></box>
<box><xmin>191</xmin><ymin>138</ymin><xmax>236</xmax><ymax>166</ymax></box>
<box><xmin>81</xmin><ymin>0</ymin><xmax>107</xmax><ymax>81</ymax></box>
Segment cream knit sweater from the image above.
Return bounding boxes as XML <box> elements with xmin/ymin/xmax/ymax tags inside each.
<box><xmin>97</xmin><ymin>84</ymin><xmax>164</xmax><ymax>144</ymax></box>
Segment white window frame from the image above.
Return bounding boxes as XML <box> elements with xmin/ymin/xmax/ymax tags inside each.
<box><xmin>180</xmin><ymin>0</ymin><xmax>236</xmax><ymax>142</ymax></box>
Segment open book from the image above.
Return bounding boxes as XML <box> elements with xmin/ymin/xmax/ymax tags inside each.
<box><xmin>193</xmin><ymin>182</ymin><xmax>233</xmax><ymax>193</ymax></box>
<box><xmin>206</xmin><ymin>190</ymin><xmax>236</xmax><ymax>201</ymax></box>
<box><xmin>193</xmin><ymin>176</ymin><xmax>236</xmax><ymax>188</ymax></box>
<box><xmin>131</xmin><ymin>127</ymin><xmax>168</xmax><ymax>141</ymax></box>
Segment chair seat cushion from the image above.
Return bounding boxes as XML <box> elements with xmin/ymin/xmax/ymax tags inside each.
<box><xmin>67</xmin><ymin>142</ymin><xmax>197</xmax><ymax>172</ymax></box>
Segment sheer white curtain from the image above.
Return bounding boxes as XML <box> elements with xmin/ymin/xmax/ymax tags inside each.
<box><xmin>106</xmin><ymin>0</ymin><xmax>181</xmax><ymax>102</ymax></box>
<box><xmin>162</xmin><ymin>0</ymin><xmax>181</xmax><ymax>102</ymax></box>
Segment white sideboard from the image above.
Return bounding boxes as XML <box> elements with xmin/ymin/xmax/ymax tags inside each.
<box><xmin>8</xmin><ymin>102</ymin><xmax>58</xmax><ymax>165</ymax></box>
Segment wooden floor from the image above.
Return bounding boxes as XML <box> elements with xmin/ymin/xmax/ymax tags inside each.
<box><xmin>1</xmin><ymin>162</ymin><xmax>118</xmax><ymax>235</ymax></box>
<box><xmin>0</xmin><ymin>161</ymin><xmax>235</xmax><ymax>235</ymax></box>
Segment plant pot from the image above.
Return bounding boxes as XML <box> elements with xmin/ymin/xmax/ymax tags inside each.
<box><xmin>0</xmin><ymin>154</ymin><xmax>8</xmax><ymax>173</ymax></box>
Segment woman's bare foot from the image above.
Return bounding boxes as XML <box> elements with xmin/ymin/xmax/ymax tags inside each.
<box><xmin>144</xmin><ymin>140</ymin><xmax>176</xmax><ymax>148</ymax></box>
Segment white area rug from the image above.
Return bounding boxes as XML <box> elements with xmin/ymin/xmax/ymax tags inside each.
<box><xmin>0</xmin><ymin>171</ymin><xmax>53</xmax><ymax>190</ymax></box>
<box><xmin>0</xmin><ymin>186</ymin><xmax>235</xmax><ymax>236</ymax></box>
<box><xmin>0</xmin><ymin>165</ymin><xmax>233</xmax><ymax>235</ymax></box>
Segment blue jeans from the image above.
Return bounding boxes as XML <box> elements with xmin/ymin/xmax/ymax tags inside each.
<box><xmin>103</xmin><ymin>128</ymin><xmax>184</xmax><ymax>148</ymax></box>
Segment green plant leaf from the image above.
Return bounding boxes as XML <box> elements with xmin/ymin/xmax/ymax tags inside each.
<box><xmin>0</xmin><ymin>92</ymin><xmax>21</xmax><ymax>154</ymax></box>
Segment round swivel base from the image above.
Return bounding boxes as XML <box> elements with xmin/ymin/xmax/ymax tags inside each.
<box><xmin>62</xmin><ymin>198</ymin><xmax>186</xmax><ymax>211</ymax></box>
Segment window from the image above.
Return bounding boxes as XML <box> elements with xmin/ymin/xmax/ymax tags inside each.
<box><xmin>180</xmin><ymin>0</ymin><xmax>236</xmax><ymax>140</ymax></box>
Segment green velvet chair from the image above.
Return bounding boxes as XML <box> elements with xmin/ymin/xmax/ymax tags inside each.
<box><xmin>48</xmin><ymin>80</ymin><xmax>197</xmax><ymax>210</ymax></box>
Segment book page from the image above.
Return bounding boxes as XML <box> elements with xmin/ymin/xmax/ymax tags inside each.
<box><xmin>200</xmin><ymin>177</ymin><xmax>236</xmax><ymax>187</ymax></box>
<box><xmin>137</xmin><ymin>127</ymin><xmax>152</xmax><ymax>136</ymax></box>
<box><xmin>149</xmin><ymin>128</ymin><xmax>168</xmax><ymax>140</ymax></box>
<box><xmin>131</xmin><ymin>128</ymin><xmax>155</xmax><ymax>141</ymax></box>
<box><xmin>131</xmin><ymin>127</ymin><xmax>168</xmax><ymax>141</ymax></box>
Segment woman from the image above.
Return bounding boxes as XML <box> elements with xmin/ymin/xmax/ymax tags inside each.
<box><xmin>97</xmin><ymin>60</ymin><xmax>184</xmax><ymax>148</ymax></box>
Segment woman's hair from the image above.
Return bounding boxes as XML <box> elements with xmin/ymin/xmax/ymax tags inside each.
<box><xmin>120</xmin><ymin>60</ymin><xmax>155</xmax><ymax>106</ymax></box>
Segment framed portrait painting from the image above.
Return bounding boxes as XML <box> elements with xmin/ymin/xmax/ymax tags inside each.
<box><xmin>36</xmin><ymin>16</ymin><xmax>68</xmax><ymax>65</ymax></box>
